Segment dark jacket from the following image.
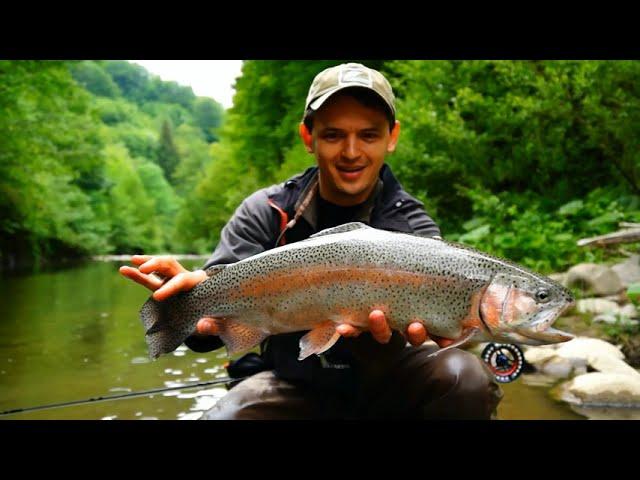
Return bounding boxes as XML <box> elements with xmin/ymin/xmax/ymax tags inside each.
<box><xmin>185</xmin><ymin>164</ymin><xmax>441</xmax><ymax>391</ymax></box>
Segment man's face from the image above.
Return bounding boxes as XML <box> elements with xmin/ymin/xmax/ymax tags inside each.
<box><xmin>300</xmin><ymin>94</ymin><xmax>400</xmax><ymax>206</ymax></box>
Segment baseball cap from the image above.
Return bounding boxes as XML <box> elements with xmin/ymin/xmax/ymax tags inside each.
<box><xmin>304</xmin><ymin>63</ymin><xmax>396</xmax><ymax>117</ymax></box>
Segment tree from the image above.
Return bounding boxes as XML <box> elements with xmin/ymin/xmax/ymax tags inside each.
<box><xmin>192</xmin><ymin>97</ymin><xmax>224</xmax><ymax>142</ymax></box>
<box><xmin>156</xmin><ymin>119</ymin><xmax>180</xmax><ymax>180</ymax></box>
<box><xmin>70</xmin><ymin>61</ymin><xmax>120</xmax><ymax>98</ymax></box>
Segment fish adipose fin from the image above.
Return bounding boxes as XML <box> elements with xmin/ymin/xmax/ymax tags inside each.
<box><xmin>298</xmin><ymin>321</ymin><xmax>342</xmax><ymax>360</ymax></box>
<box><xmin>215</xmin><ymin>318</ymin><xmax>270</xmax><ymax>356</ymax></box>
<box><xmin>310</xmin><ymin>222</ymin><xmax>371</xmax><ymax>238</ymax></box>
<box><xmin>427</xmin><ymin>327</ymin><xmax>481</xmax><ymax>358</ymax></box>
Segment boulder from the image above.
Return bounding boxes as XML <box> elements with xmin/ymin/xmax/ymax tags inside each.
<box><xmin>524</xmin><ymin>337</ymin><xmax>638</xmax><ymax>379</ymax></box>
<box><xmin>611</xmin><ymin>255</ymin><xmax>640</xmax><ymax>288</ymax></box>
<box><xmin>566</xmin><ymin>263</ymin><xmax>624</xmax><ymax>296</ymax></box>
<box><xmin>559</xmin><ymin>372</ymin><xmax>640</xmax><ymax>407</ymax></box>
<box><xmin>540</xmin><ymin>356</ymin><xmax>587</xmax><ymax>378</ymax></box>
<box><xmin>575</xmin><ymin>298</ymin><xmax>621</xmax><ymax>316</ymax></box>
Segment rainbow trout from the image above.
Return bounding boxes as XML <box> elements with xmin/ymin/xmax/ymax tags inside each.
<box><xmin>141</xmin><ymin>222</ymin><xmax>574</xmax><ymax>360</ymax></box>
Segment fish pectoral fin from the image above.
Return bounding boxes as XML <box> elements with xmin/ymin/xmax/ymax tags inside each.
<box><xmin>427</xmin><ymin>327</ymin><xmax>481</xmax><ymax>358</ymax></box>
<box><xmin>309</xmin><ymin>222</ymin><xmax>370</xmax><ymax>238</ymax></box>
<box><xmin>216</xmin><ymin>319</ymin><xmax>270</xmax><ymax>356</ymax></box>
<box><xmin>298</xmin><ymin>321</ymin><xmax>341</xmax><ymax>361</ymax></box>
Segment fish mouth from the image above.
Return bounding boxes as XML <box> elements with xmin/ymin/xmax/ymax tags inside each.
<box><xmin>513</xmin><ymin>301</ymin><xmax>575</xmax><ymax>345</ymax></box>
<box><xmin>513</xmin><ymin>325</ymin><xmax>575</xmax><ymax>344</ymax></box>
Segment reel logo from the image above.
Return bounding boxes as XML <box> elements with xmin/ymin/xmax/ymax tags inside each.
<box><xmin>481</xmin><ymin>343</ymin><xmax>525</xmax><ymax>383</ymax></box>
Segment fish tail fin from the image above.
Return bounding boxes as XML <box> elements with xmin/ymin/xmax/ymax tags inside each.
<box><xmin>140</xmin><ymin>295</ymin><xmax>188</xmax><ymax>360</ymax></box>
<box><xmin>140</xmin><ymin>265</ymin><xmax>229</xmax><ymax>359</ymax></box>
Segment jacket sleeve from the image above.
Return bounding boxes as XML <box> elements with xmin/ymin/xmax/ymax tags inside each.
<box><xmin>184</xmin><ymin>188</ymin><xmax>280</xmax><ymax>353</ymax></box>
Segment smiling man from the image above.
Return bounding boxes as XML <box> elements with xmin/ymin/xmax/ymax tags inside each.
<box><xmin>120</xmin><ymin>62</ymin><xmax>503</xmax><ymax>419</ymax></box>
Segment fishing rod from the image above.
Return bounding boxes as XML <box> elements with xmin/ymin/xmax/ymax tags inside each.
<box><xmin>0</xmin><ymin>376</ymin><xmax>245</xmax><ymax>417</ymax></box>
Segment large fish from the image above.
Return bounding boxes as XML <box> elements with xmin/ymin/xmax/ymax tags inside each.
<box><xmin>140</xmin><ymin>222</ymin><xmax>574</xmax><ymax>360</ymax></box>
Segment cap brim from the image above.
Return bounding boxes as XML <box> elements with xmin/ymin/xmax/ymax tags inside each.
<box><xmin>308</xmin><ymin>86</ymin><xmax>345</xmax><ymax>111</ymax></box>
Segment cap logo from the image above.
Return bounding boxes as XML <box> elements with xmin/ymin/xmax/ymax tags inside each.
<box><xmin>338</xmin><ymin>65</ymin><xmax>373</xmax><ymax>88</ymax></box>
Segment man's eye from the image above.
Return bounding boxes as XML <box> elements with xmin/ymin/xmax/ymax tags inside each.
<box><xmin>323</xmin><ymin>132</ymin><xmax>339</xmax><ymax>141</ymax></box>
<box><xmin>362</xmin><ymin>133</ymin><xmax>379</xmax><ymax>141</ymax></box>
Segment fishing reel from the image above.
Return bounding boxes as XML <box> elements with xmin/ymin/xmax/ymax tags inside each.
<box><xmin>481</xmin><ymin>343</ymin><xmax>525</xmax><ymax>383</ymax></box>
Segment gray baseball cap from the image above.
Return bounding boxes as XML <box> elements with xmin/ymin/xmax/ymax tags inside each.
<box><xmin>304</xmin><ymin>62</ymin><xmax>396</xmax><ymax>117</ymax></box>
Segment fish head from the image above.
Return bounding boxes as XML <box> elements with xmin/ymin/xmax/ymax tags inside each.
<box><xmin>480</xmin><ymin>272</ymin><xmax>575</xmax><ymax>346</ymax></box>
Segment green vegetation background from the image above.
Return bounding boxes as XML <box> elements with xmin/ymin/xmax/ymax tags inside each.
<box><xmin>1</xmin><ymin>60</ymin><xmax>639</xmax><ymax>273</ymax></box>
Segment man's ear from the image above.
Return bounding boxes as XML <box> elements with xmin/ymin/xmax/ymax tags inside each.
<box><xmin>299</xmin><ymin>123</ymin><xmax>313</xmax><ymax>153</ymax></box>
<box><xmin>387</xmin><ymin>120</ymin><xmax>401</xmax><ymax>153</ymax></box>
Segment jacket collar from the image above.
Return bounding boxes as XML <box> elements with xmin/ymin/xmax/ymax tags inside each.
<box><xmin>269</xmin><ymin>164</ymin><xmax>414</xmax><ymax>233</ymax></box>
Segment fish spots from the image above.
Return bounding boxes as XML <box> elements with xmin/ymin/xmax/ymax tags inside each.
<box><xmin>461</xmin><ymin>287</ymin><xmax>485</xmax><ymax>332</ymax></box>
<box><xmin>142</xmin><ymin>226</ymin><xmax>572</xmax><ymax>359</ymax></box>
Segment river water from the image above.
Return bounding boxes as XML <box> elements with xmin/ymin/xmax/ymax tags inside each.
<box><xmin>0</xmin><ymin>260</ymin><xmax>585</xmax><ymax>420</ymax></box>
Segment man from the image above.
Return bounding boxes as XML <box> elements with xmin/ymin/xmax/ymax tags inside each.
<box><xmin>120</xmin><ymin>62</ymin><xmax>503</xmax><ymax>419</ymax></box>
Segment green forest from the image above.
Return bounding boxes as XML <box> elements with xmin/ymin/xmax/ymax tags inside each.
<box><xmin>1</xmin><ymin>60</ymin><xmax>639</xmax><ymax>273</ymax></box>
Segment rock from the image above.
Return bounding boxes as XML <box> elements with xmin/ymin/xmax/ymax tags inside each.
<box><xmin>592</xmin><ymin>313</ymin><xmax>639</xmax><ymax>326</ymax></box>
<box><xmin>524</xmin><ymin>346</ymin><xmax>559</xmax><ymax>365</ymax></box>
<box><xmin>575</xmin><ymin>298</ymin><xmax>621</xmax><ymax>316</ymax></box>
<box><xmin>567</xmin><ymin>405</ymin><xmax>640</xmax><ymax>420</ymax></box>
<box><xmin>611</xmin><ymin>255</ymin><xmax>640</xmax><ymax>288</ymax></box>
<box><xmin>555</xmin><ymin>337</ymin><xmax>625</xmax><ymax>362</ymax></box>
<box><xmin>541</xmin><ymin>356</ymin><xmax>587</xmax><ymax>378</ymax></box>
<box><xmin>524</xmin><ymin>337</ymin><xmax>638</xmax><ymax>379</ymax></box>
<box><xmin>591</xmin><ymin>302</ymin><xmax>639</xmax><ymax>324</ymax></box>
<box><xmin>566</xmin><ymin>263</ymin><xmax>624</xmax><ymax>296</ymax></box>
<box><xmin>559</xmin><ymin>372</ymin><xmax>640</xmax><ymax>407</ymax></box>
<box><xmin>587</xmin><ymin>351</ymin><xmax>640</xmax><ymax>376</ymax></box>
<box><xmin>620</xmin><ymin>303</ymin><xmax>639</xmax><ymax>319</ymax></box>
<box><xmin>600</xmin><ymin>291</ymin><xmax>631</xmax><ymax>304</ymax></box>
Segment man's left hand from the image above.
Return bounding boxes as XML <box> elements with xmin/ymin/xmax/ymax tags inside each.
<box><xmin>336</xmin><ymin>309</ymin><xmax>454</xmax><ymax>348</ymax></box>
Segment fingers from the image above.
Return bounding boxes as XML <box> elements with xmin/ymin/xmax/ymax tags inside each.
<box><xmin>119</xmin><ymin>265</ymin><xmax>164</xmax><ymax>291</ymax></box>
<box><xmin>120</xmin><ymin>255</ymin><xmax>191</xmax><ymax>293</ymax></box>
<box><xmin>153</xmin><ymin>272</ymin><xmax>197</xmax><ymax>301</ymax></box>
<box><xmin>131</xmin><ymin>255</ymin><xmax>153</xmax><ymax>266</ymax></box>
<box><xmin>336</xmin><ymin>324</ymin><xmax>362</xmax><ymax>338</ymax></box>
<box><xmin>406</xmin><ymin>322</ymin><xmax>428</xmax><ymax>347</ymax></box>
<box><xmin>196</xmin><ymin>317</ymin><xmax>220</xmax><ymax>336</ymax></box>
<box><xmin>430</xmin><ymin>334</ymin><xmax>455</xmax><ymax>348</ymax></box>
<box><xmin>138</xmin><ymin>255</ymin><xmax>186</xmax><ymax>278</ymax></box>
<box><xmin>369</xmin><ymin>309</ymin><xmax>392</xmax><ymax>344</ymax></box>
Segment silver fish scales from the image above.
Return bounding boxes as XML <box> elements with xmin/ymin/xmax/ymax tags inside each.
<box><xmin>141</xmin><ymin>223</ymin><xmax>574</xmax><ymax>360</ymax></box>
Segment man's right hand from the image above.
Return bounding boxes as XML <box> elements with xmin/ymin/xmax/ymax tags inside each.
<box><xmin>119</xmin><ymin>255</ymin><xmax>218</xmax><ymax>337</ymax></box>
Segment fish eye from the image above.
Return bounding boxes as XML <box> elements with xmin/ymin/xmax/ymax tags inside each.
<box><xmin>535</xmin><ymin>288</ymin><xmax>550</xmax><ymax>303</ymax></box>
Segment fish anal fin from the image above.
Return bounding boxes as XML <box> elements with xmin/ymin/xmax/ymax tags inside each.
<box><xmin>215</xmin><ymin>318</ymin><xmax>269</xmax><ymax>356</ymax></box>
<box><xmin>428</xmin><ymin>327</ymin><xmax>481</xmax><ymax>358</ymax></box>
<box><xmin>309</xmin><ymin>222</ymin><xmax>370</xmax><ymax>238</ymax></box>
<box><xmin>298</xmin><ymin>321</ymin><xmax>341</xmax><ymax>360</ymax></box>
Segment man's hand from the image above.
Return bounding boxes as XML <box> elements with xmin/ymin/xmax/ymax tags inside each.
<box><xmin>336</xmin><ymin>310</ymin><xmax>454</xmax><ymax>348</ymax></box>
<box><xmin>120</xmin><ymin>255</ymin><xmax>214</xmax><ymax>336</ymax></box>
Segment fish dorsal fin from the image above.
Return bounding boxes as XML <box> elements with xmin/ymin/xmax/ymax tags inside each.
<box><xmin>204</xmin><ymin>264</ymin><xmax>228</xmax><ymax>277</ymax></box>
<box><xmin>310</xmin><ymin>222</ymin><xmax>371</xmax><ymax>238</ymax></box>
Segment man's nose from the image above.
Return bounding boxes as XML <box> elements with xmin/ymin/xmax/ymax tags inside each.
<box><xmin>342</xmin><ymin>135</ymin><xmax>361</xmax><ymax>159</ymax></box>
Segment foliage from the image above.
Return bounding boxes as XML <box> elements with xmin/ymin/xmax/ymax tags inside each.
<box><xmin>447</xmin><ymin>186</ymin><xmax>640</xmax><ymax>273</ymax></box>
<box><xmin>3</xmin><ymin>59</ymin><xmax>640</xmax><ymax>273</ymax></box>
